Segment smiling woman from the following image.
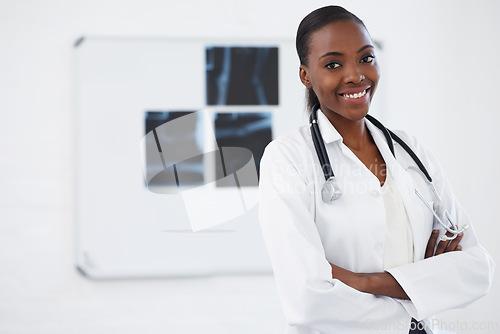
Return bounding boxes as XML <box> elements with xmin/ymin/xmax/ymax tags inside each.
<box><xmin>258</xmin><ymin>5</ymin><xmax>494</xmax><ymax>334</ymax></box>
<box><xmin>299</xmin><ymin>20</ymin><xmax>379</xmax><ymax>119</ymax></box>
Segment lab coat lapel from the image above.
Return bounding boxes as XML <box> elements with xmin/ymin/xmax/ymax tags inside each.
<box><xmin>366</xmin><ymin>121</ymin><xmax>427</xmax><ymax>260</ymax></box>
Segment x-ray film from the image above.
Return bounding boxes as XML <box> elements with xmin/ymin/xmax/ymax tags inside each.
<box><xmin>144</xmin><ymin>111</ymin><xmax>204</xmax><ymax>190</ymax></box>
<box><xmin>206</xmin><ymin>46</ymin><xmax>279</xmax><ymax>105</ymax></box>
<box><xmin>214</xmin><ymin>112</ymin><xmax>272</xmax><ymax>186</ymax></box>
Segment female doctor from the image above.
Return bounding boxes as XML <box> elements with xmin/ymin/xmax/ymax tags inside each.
<box><xmin>258</xmin><ymin>5</ymin><xmax>494</xmax><ymax>334</ymax></box>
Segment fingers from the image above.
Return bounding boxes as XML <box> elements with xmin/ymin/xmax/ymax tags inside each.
<box><xmin>426</xmin><ymin>229</ymin><xmax>464</xmax><ymax>258</ymax></box>
<box><xmin>435</xmin><ymin>231</ymin><xmax>464</xmax><ymax>256</ymax></box>
<box><xmin>434</xmin><ymin>231</ymin><xmax>452</xmax><ymax>255</ymax></box>
<box><xmin>425</xmin><ymin>230</ymin><xmax>439</xmax><ymax>259</ymax></box>
<box><xmin>444</xmin><ymin>232</ymin><xmax>464</xmax><ymax>253</ymax></box>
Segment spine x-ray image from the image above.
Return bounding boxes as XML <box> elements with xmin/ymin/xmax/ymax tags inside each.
<box><xmin>206</xmin><ymin>47</ymin><xmax>279</xmax><ymax>106</ymax></box>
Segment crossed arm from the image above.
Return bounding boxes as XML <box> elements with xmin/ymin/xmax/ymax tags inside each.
<box><xmin>330</xmin><ymin>230</ymin><xmax>464</xmax><ymax>300</ymax></box>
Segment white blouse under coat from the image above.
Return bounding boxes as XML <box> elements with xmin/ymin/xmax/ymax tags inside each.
<box><xmin>382</xmin><ymin>171</ymin><xmax>415</xmax><ymax>270</ymax></box>
<box><xmin>258</xmin><ymin>110</ymin><xmax>494</xmax><ymax>334</ymax></box>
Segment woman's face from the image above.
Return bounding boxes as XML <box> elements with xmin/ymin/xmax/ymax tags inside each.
<box><xmin>300</xmin><ymin>20</ymin><xmax>380</xmax><ymax>122</ymax></box>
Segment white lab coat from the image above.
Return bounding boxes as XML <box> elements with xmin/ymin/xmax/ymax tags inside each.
<box><xmin>258</xmin><ymin>110</ymin><xmax>494</xmax><ymax>334</ymax></box>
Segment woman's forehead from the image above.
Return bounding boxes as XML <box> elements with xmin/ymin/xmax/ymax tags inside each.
<box><xmin>308</xmin><ymin>20</ymin><xmax>372</xmax><ymax>56</ymax></box>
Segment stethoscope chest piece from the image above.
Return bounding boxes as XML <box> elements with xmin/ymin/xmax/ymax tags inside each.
<box><xmin>321</xmin><ymin>176</ymin><xmax>342</xmax><ymax>204</ymax></box>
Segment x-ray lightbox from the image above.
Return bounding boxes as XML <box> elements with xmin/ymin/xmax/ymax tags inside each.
<box><xmin>73</xmin><ymin>37</ymin><xmax>306</xmax><ymax>279</ymax></box>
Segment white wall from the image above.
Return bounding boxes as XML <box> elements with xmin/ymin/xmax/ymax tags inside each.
<box><xmin>0</xmin><ymin>0</ymin><xmax>498</xmax><ymax>333</ymax></box>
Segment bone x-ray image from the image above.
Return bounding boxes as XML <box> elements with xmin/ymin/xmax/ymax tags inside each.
<box><xmin>214</xmin><ymin>112</ymin><xmax>272</xmax><ymax>186</ymax></box>
<box><xmin>206</xmin><ymin>47</ymin><xmax>279</xmax><ymax>106</ymax></box>
<box><xmin>144</xmin><ymin>111</ymin><xmax>204</xmax><ymax>189</ymax></box>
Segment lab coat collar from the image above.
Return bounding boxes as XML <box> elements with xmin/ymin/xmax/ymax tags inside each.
<box><xmin>316</xmin><ymin>109</ymin><xmax>398</xmax><ymax>148</ymax></box>
<box><xmin>364</xmin><ymin>118</ymin><xmax>397</xmax><ymax>167</ymax></box>
<box><xmin>364</xmin><ymin>117</ymin><xmax>408</xmax><ymax>188</ymax></box>
<box><xmin>316</xmin><ymin>109</ymin><xmax>343</xmax><ymax>144</ymax></box>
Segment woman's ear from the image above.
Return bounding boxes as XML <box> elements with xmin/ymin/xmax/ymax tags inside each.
<box><xmin>299</xmin><ymin>65</ymin><xmax>312</xmax><ymax>88</ymax></box>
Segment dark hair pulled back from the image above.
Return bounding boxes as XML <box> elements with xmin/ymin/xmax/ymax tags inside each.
<box><xmin>295</xmin><ymin>6</ymin><xmax>366</xmax><ymax>113</ymax></box>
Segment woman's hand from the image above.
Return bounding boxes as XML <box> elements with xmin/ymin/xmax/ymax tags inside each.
<box><xmin>425</xmin><ymin>229</ymin><xmax>464</xmax><ymax>258</ymax></box>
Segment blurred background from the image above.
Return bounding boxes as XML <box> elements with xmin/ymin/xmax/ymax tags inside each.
<box><xmin>0</xmin><ymin>0</ymin><xmax>499</xmax><ymax>333</ymax></box>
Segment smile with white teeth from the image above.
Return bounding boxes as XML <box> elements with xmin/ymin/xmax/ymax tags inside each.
<box><xmin>342</xmin><ymin>89</ymin><xmax>367</xmax><ymax>99</ymax></box>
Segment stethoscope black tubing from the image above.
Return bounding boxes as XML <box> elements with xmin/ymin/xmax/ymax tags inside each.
<box><xmin>310</xmin><ymin>109</ymin><xmax>334</xmax><ymax>180</ymax></box>
<box><xmin>309</xmin><ymin>105</ymin><xmax>433</xmax><ymax>184</ymax></box>
<box><xmin>387</xmin><ymin>129</ymin><xmax>432</xmax><ymax>183</ymax></box>
<box><xmin>364</xmin><ymin>114</ymin><xmax>395</xmax><ymax>157</ymax></box>
<box><xmin>365</xmin><ymin>113</ymin><xmax>432</xmax><ymax>183</ymax></box>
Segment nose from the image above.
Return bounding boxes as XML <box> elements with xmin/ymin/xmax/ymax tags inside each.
<box><xmin>343</xmin><ymin>63</ymin><xmax>364</xmax><ymax>84</ymax></box>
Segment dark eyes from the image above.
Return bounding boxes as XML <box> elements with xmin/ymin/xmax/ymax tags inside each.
<box><xmin>361</xmin><ymin>55</ymin><xmax>375</xmax><ymax>63</ymax></box>
<box><xmin>324</xmin><ymin>54</ymin><xmax>375</xmax><ymax>69</ymax></box>
<box><xmin>325</xmin><ymin>62</ymin><xmax>341</xmax><ymax>69</ymax></box>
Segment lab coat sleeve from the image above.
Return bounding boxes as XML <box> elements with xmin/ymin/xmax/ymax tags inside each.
<box><xmin>386</xmin><ymin>132</ymin><xmax>495</xmax><ymax>321</ymax></box>
<box><xmin>258</xmin><ymin>140</ymin><xmax>408</xmax><ymax>333</ymax></box>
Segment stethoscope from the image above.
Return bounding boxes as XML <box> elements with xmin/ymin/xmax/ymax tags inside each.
<box><xmin>309</xmin><ymin>105</ymin><xmax>467</xmax><ymax>241</ymax></box>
